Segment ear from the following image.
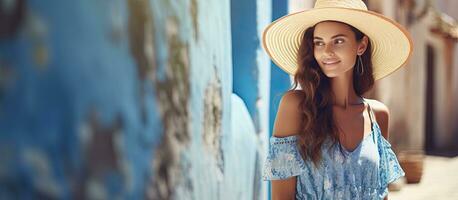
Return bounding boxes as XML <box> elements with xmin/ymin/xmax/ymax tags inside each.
<box><xmin>357</xmin><ymin>36</ymin><xmax>369</xmax><ymax>55</ymax></box>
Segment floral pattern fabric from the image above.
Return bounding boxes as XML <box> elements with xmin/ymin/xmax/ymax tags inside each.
<box><xmin>262</xmin><ymin>122</ymin><xmax>404</xmax><ymax>200</ymax></box>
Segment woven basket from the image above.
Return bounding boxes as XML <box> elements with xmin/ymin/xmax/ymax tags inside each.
<box><xmin>398</xmin><ymin>150</ymin><xmax>424</xmax><ymax>184</ymax></box>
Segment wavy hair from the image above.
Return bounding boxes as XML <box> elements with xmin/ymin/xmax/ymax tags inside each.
<box><xmin>292</xmin><ymin>21</ymin><xmax>374</xmax><ymax>166</ymax></box>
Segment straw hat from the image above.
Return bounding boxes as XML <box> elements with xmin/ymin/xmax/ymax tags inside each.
<box><xmin>262</xmin><ymin>0</ymin><xmax>413</xmax><ymax>80</ymax></box>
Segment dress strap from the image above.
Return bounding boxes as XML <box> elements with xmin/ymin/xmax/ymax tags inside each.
<box><xmin>362</xmin><ymin>98</ymin><xmax>376</xmax><ymax>126</ymax></box>
<box><xmin>362</xmin><ymin>98</ymin><xmax>379</xmax><ymax>143</ymax></box>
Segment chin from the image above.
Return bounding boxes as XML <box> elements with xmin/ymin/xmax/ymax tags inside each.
<box><xmin>322</xmin><ymin>72</ymin><xmax>339</xmax><ymax>78</ymax></box>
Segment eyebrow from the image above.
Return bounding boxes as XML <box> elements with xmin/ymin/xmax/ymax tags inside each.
<box><xmin>313</xmin><ymin>34</ymin><xmax>348</xmax><ymax>40</ymax></box>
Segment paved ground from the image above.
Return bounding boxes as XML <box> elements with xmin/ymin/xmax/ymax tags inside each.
<box><xmin>389</xmin><ymin>156</ymin><xmax>458</xmax><ymax>200</ymax></box>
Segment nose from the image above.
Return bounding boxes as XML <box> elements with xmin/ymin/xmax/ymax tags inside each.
<box><xmin>324</xmin><ymin>43</ymin><xmax>335</xmax><ymax>56</ymax></box>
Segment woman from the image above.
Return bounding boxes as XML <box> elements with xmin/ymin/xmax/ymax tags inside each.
<box><xmin>262</xmin><ymin>0</ymin><xmax>413</xmax><ymax>200</ymax></box>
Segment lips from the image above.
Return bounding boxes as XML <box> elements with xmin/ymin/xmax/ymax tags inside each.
<box><xmin>322</xmin><ymin>59</ymin><xmax>341</xmax><ymax>65</ymax></box>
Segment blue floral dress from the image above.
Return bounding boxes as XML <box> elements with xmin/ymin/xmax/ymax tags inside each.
<box><xmin>262</xmin><ymin>101</ymin><xmax>404</xmax><ymax>200</ymax></box>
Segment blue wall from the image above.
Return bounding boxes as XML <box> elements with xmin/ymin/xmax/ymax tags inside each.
<box><xmin>0</xmin><ymin>0</ymin><xmax>274</xmax><ymax>199</ymax></box>
<box><xmin>266</xmin><ymin>1</ymin><xmax>291</xmax><ymax>199</ymax></box>
<box><xmin>230</xmin><ymin>0</ymin><xmax>272</xmax><ymax>199</ymax></box>
<box><xmin>269</xmin><ymin>0</ymin><xmax>292</xmax><ymax>137</ymax></box>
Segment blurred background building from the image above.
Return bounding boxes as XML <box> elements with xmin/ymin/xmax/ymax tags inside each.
<box><xmin>0</xmin><ymin>0</ymin><xmax>456</xmax><ymax>199</ymax></box>
<box><xmin>365</xmin><ymin>0</ymin><xmax>458</xmax><ymax>157</ymax></box>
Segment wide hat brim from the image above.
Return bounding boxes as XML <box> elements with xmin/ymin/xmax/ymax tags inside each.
<box><xmin>262</xmin><ymin>7</ymin><xmax>414</xmax><ymax>80</ymax></box>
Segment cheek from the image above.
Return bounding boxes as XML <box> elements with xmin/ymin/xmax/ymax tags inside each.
<box><xmin>342</xmin><ymin>51</ymin><xmax>358</xmax><ymax>64</ymax></box>
<box><xmin>335</xmin><ymin>47</ymin><xmax>358</xmax><ymax>63</ymax></box>
<box><xmin>313</xmin><ymin>49</ymin><xmax>319</xmax><ymax>57</ymax></box>
<box><xmin>335</xmin><ymin>46</ymin><xmax>354</xmax><ymax>55</ymax></box>
<box><xmin>313</xmin><ymin>52</ymin><xmax>320</xmax><ymax>64</ymax></box>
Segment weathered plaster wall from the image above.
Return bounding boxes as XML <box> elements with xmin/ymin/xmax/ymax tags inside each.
<box><xmin>0</xmin><ymin>0</ymin><xmax>272</xmax><ymax>199</ymax></box>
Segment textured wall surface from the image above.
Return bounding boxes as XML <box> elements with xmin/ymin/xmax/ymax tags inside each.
<box><xmin>0</xmin><ymin>0</ymin><xmax>272</xmax><ymax>199</ymax></box>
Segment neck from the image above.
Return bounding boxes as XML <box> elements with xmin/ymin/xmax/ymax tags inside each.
<box><xmin>330</xmin><ymin>71</ymin><xmax>362</xmax><ymax>109</ymax></box>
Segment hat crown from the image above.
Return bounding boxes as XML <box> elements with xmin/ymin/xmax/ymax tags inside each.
<box><xmin>314</xmin><ymin>0</ymin><xmax>368</xmax><ymax>10</ymax></box>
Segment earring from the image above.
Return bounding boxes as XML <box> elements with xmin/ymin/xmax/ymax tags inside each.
<box><xmin>357</xmin><ymin>55</ymin><xmax>364</xmax><ymax>75</ymax></box>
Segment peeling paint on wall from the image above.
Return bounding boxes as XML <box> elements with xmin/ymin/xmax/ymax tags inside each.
<box><xmin>202</xmin><ymin>69</ymin><xmax>223</xmax><ymax>174</ymax></box>
<box><xmin>0</xmin><ymin>0</ymin><xmax>26</xmax><ymax>38</ymax></box>
<box><xmin>127</xmin><ymin>0</ymin><xmax>155</xmax><ymax>80</ymax></box>
<box><xmin>24</xmin><ymin>12</ymin><xmax>50</xmax><ymax>69</ymax></box>
<box><xmin>190</xmin><ymin>0</ymin><xmax>199</xmax><ymax>41</ymax></box>
<box><xmin>147</xmin><ymin>15</ymin><xmax>192</xmax><ymax>199</ymax></box>
<box><xmin>127</xmin><ymin>0</ymin><xmax>156</xmax><ymax>124</ymax></box>
<box><xmin>76</xmin><ymin>111</ymin><xmax>125</xmax><ymax>199</ymax></box>
<box><xmin>22</xmin><ymin>147</ymin><xmax>61</xmax><ymax>198</ymax></box>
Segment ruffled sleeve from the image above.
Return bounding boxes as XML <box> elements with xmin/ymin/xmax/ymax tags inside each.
<box><xmin>262</xmin><ymin>135</ymin><xmax>306</xmax><ymax>180</ymax></box>
<box><xmin>376</xmin><ymin>125</ymin><xmax>405</xmax><ymax>198</ymax></box>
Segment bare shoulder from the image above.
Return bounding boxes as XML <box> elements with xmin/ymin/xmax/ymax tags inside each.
<box><xmin>273</xmin><ymin>90</ymin><xmax>304</xmax><ymax>137</ymax></box>
<box><xmin>280</xmin><ymin>90</ymin><xmax>303</xmax><ymax>106</ymax></box>
<box><xmin>365</xmin><ymin>98</ymin><xmax>390</xmax><ymax>119</ymax></box>
<box><xmin>365</xmin><ymin>98</ymin><xmax>390</xmax><ymax>138</ymax></box>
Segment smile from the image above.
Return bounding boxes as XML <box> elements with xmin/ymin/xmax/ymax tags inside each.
<box><xmin>322</xmin><ymin>60</ymin><xmax>341</xmax><ymax>65</ymax></box>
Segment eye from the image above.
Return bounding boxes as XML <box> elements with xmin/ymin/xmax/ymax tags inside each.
<box><xmin>314</xmin><ymin>41</ymin><xmax>324</xmax><ymax>46</ymax></box>
<box><xmin>335</xmin><ymin>39</ymin><xmax>344</xmax><ymax>44</ymax></box>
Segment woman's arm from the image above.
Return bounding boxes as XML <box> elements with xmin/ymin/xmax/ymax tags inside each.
<box><xmin>270</xmin><ymin>91</ymin><xmax>303</xmax><ymax>200</ymax></box>
<box><xmin>271</xmin><ymin>178</ymin><xmax>297</xmax><ymax>200</ymax></box>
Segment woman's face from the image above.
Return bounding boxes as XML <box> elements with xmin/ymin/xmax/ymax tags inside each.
<box><xmin>313</xmin><ymin>21</ymin><xmax>367</xmax><ymax>78</ymax></box>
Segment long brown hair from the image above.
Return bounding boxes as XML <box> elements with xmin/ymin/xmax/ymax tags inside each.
<box><xmin>292</xmin><ymin>21</ymin><xmax>374</xmax><ymax>166</ymax></box>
